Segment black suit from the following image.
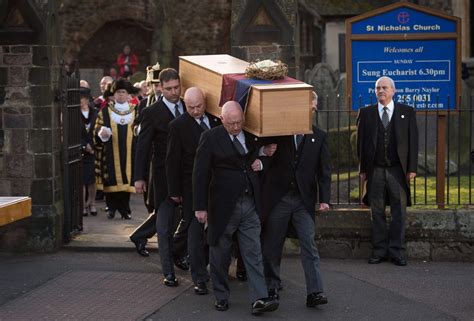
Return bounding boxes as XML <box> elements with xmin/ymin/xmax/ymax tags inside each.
<box><xmin>193</xmin><ymin>126</ymin><xmax>268</xmax><ymax>302</ymax></box>
<box><xmin>166</xmin><ymin>112</ymin><xmax>220</xmax><ymax>283</ymax></box>
<box><xmin>262</xmin><ymin>126</ymin><xmax>331</xmax><ymax>221</ymax></box>
<box><xmin>130</xmin><ymin>98</ymin><xmax>184</xmax><ymax>271</ymax></box>
<box><xmin>261</xmin><ymin>126</ymin><xmax>330</xmax><ymax>294</ymax></box>
<box><xmin>357</xmin><ymin>102</ymin><xmax>418</xmax><ymax>259</ymax></box>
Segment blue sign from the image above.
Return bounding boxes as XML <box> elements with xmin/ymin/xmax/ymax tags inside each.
<box><xmin>352</xmin><ymin>7</ymin><xmax>456</xmax><ymax>34</ymax></box>
<box><xmin>349</xmin><ymin>4</ymin><xmax>459</xmax><ymax>111</ymax></box>
<box><xmin>352</xmin><ymin>39</ymin><xmax>456</xmax><ymax>110</ymax></box>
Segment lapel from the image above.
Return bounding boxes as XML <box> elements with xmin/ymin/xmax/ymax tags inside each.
<box><xmin>392</xmin><ymin>103</ymin><xmax>401</xmax><ymax>144</ymax></box>
<box><xmin>182</xmin><ymin>113</ymin><xmax>203</xmax><ymax>138</ymax></box>
<box><xmin>216</xmin><ymin>127</ymin><xmax>249</xmax><ymax>168</ymax></box>
<box><xmin>206</xmin><ymin>112</ymin><xmax>221</xmax><ymax>129</ymax></box>
<box><xmin>370</xmin><ymin>105</ymin><xmax>379</xmax><ymax>148</ymax></box>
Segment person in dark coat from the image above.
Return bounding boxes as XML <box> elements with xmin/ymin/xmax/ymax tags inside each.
<box><xmin>357</xmin><ymin>76</ymin><xmax>418</xmax><ymax>266</ymax></box>
<box><xmin>133</xmin><ymin>68</ymin><xmax>186</xmax><ymax>285</ymax></box>
<box><xmin>260</xmin><ymin>122</ymin><xmax>331</xmax><ymax>307</ymax></box>
<box><xmin>128</xmin><ymin>62</ymin><xmax>163</xmax><ymax>256</ymax></box>
<box><xmin>193</xmin><ymin>101</ymin><xmax>278</xmax><ymax>315</ymax></box>
<box><xmin>166</xmin><ymin>87</ymin><xmax>221</xmax><ymax>295</ymax></box>
<box><xmin>80</xmin><ymin>87</ymin><xmax>98</xmax><ymax>216</ymax></box>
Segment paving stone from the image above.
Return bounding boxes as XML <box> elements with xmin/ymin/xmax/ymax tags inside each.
<box><xmin>0</xmin><ymin>271</ymin><xmax>192</xmax><ymax>320</ymax></box>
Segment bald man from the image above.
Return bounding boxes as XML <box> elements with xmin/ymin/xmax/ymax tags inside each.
<box><xmin>166</xmin><ymin>87</ymin><xmax>221</xmax><ymax>294</ymax></box>
<box><xmin>193</xmin><ymin>101</ymin><xmax>278</xmax><ymax>315</ymax></box>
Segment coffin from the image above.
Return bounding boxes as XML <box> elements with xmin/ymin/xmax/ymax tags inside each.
<box><xmin>0</xmin><ymin>197</ymin><xmax>31</xmax><ymax>226</ymax></box>
<box><xmin>179</xmin><ymin>54</ymin><xmax>313</xmax><ymax>137</ymax></box>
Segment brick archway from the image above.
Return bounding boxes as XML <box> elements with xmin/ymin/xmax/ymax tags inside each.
<box><xmin>78</xmin><ymin>20</ymin><xmax>153</xmax><ymax>74</ymax></box>
<box><xmin>58</xmin><ymin>1</ymin><xmax>159</xmax><ymax>66</ymax></box>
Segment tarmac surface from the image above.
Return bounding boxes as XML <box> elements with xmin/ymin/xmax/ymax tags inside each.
<box><xmin>0</xmin><ymin>195</ymin><xmax>473</xmax><ymax>321</ymax></box>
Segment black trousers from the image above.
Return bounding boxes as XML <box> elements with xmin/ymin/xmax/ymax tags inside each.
<box><xmin>368</xmin><ymin>165</ymin><xmax>408</xmax><ymax>259</ymax></box>
<box><xmin>105</xmin><ymin>192</ymin><xmax>131</xmax><ymax>214</ymax></box>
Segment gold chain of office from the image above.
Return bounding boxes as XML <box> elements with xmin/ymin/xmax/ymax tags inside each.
<box><xmin>108</xmin><ymin>103</ymin><xmax>135</xmax><ymax>116</ymax></box>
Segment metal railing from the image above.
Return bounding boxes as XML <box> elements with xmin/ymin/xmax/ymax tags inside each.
<box><xmin>315</xmin><ymin>95</ymin><xmax>474</xmax><ymax>208</ymax></box>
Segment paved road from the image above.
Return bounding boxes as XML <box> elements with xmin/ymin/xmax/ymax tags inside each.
<box><xmin>0</xmin><ymin>251</ymin><xmax>472</xmax><ymax>320</ymax></box>
<box><xmin>1</xmin><ymin>195</ymin><xmax>472</xmax><ymax>320</ymax></box>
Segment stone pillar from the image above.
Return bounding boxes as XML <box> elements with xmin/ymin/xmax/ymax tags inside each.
<box><xmin>0</xmin><ymin>2</ymin><xmax>63</xmax><ymax>252</ymax></box>
<box><xmin>231</xmin><ymin>0</ymin><xmax>297</xmax><ymax>77</ymax></box>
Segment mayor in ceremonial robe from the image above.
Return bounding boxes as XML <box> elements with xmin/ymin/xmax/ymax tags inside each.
<box><xmin>94</xmin><ymin>79</ymin><xmax>139</xmax><ymax>220</ymax></box>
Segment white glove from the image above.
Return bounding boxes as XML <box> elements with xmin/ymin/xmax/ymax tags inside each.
<box><xmin>98</xmin><ymin>126</ymin><xmax>112</xmax><ymax>142</ymax></box>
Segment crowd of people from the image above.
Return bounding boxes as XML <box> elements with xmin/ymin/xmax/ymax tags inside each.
<box><xmin>79</xmin><ymin>60</ymin><xmax>418</xmax><ymax>315</ymax></box>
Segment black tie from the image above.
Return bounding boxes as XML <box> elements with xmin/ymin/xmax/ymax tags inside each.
<box><xmin>199</xmin><ymin>116</ymin><xmax>209</xmax><ymax>130</ymax></box>
<box><xmin>232</xmin><ymin>135</ymin><xmax>246</xmax><ymax>156</ymax></box>
<box><xmin>174</xmin><ymin>104</ymin><xmax>181</xmax><ymax>118</ymax></box>
<box><xmin>295</xmin><ymin>134</ymin><xmax>304</xmax><ymax>148</ymax></box>
<box><xmin>382</xmin><ymin>106</ymin><xmax>389</xmax><ymax>128</ymax></box>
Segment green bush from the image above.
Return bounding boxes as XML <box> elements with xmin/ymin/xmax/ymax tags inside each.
<box><xmin>327</xmin><ymin>125</ymin><xmax>358</xmax><ymax>170</ymax></box>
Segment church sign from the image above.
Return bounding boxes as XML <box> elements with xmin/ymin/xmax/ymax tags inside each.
<box><xmin>346</xmin><ymin>2</ymin><xmax>461</xmax><ymax>111</ymax></box>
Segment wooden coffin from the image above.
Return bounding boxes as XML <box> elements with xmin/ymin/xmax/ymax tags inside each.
<box><xmin>0</xmin><ymin>197</ymin><xmax>31</xmax><ymax>226</ymax></box>
<box><xmin>179</xmin><ymin>54</ymin><xmax>313</xmax><ymax>137</ymax></box>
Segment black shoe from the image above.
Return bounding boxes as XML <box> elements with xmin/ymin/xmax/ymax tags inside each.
<box><xmin>236</xmin><ymin>269</ymin><xmax>247</xmax><ymax>281</ymax></box>
<box><xmin>90</xmin><ymin>210</ymin><xmax>97</xmax><ymax>216</ymax></box>
<box><xmin>391</xmin><ymin>257</ymin><xmax>407</xmax><ymax>266</ymax></box>
<box><xmin>82</xmin><ymin>211</ymin><xmax>89</xmax><ymax>217</ymax></box>
<box><xmin>193</xmin><ymin>282</ymin><xmax>208</xmax><ymax>295</ymax></box>
<box><xmin>107</xmin><ymin>210</ymin><xmax>115</xmax><ymax>219</ymax></box>
<box><xmin>214</xmin><ymin>299</ymin><xmax>229</xmax><ymax>311</ymax></box>
<box><xmin>268</xmin><ymin>288</ymin><xmax>279</xmax><ymax>301</ymax></box>
<box><xmin>174</xmin><ymin>256</ymin><xmax>190</xmax><ymax>271</ymax></box>
<box><xmin>119</xmin><ymin>209</ymin><xmax>131</xmax><ymax>220</ymax></box>
<box><xmin>130</xmin><ymin>238</ymin><xmax>149</xmax><ymax>257</ymax></box>
<box><xmin>306</xmin><ymin>292</ymin><xmax>328</xmax><ymax>307</ymax></box>
<box><xmin>121</xmin><ymin>213</ymin><xmax>132</xmax><ymax>220</ymax></box>
<box><xmin>368</xmin><ymin>255</ymin><xmax>387</xmax><ymax>264</ymax></box>
<box><xmin>251</xmin><ymin>297</ymin><xmax>279</xmax><ymax>315</ymax></box>
<box><xmin>163</xmin><ymin>274</ymin><xmax>178</xmax><ymax>287</ymax></box>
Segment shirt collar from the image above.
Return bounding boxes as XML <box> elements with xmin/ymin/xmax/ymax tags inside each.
<box><xmin>162</xmin><ymin>96</ymin><xmax>181</xmax><ymax>109</ymax></box>
<box><xmin>378</xmin><ymin>100</ymin><xmax>394</xmax><ymax>113</ymax></box>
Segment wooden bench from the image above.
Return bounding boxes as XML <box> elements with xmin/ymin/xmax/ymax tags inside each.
<box><xmin>0</xmin><ymin>197</ymin><xmax>32</xmax><ymax>226</ymax></box>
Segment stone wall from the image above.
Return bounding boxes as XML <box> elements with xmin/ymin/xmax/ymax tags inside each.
<box><xmin>58</xmin><ymin>0</ymin><xmax>231</xmax><ymax>73</ymax></box>
<box><xmin>0</xmin><ymin>0</ymin><xmax>63</xmax><ymax>252</ymax></box>
<box><xmin>285</xmin><ymin>209</ymin><xmax>474</xmax><ymax>262</ymax></box>
<box><xmin>0</xmin><ymin>44</ymin><xmax>63</xmax><ymax>252</ymax></box>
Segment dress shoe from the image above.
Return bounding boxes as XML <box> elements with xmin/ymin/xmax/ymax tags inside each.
<box><xmin>163</xmin><ymin>273</ymin><xmax>178</xmax><ymax>287</ymax></box>
<box><xmin>251</xmin><ymin>297</ymin><xmax>279</xmax><ymax>315</ymax></box>
<box><xmin>193</xmin><ymin>282</ymin><xmax>208</xmax><ymax>295</ymax></box>
<box><xmin>306</xmin><ymin>292</ymin><xmax>328</xmax><ymax>307</ymax></box>
<box><xmin>391</xmin><ymin>257</ymin><xmax>407</xmax><ymax>266</ymax></box>
<box><xmin>121</xmin><ymin>213</ymin><xmax>132</xmax><ymax>220</ymax></box>
<box><xmin>119</xmin><ymin>209</ymin><xmax>132</xmax><ymax>220</ymax></box>
<box><xmin>214</xmin><ymin>299</ymin><xmax>229</xmax><ymax>311</ymax></box>
<box><xmin>107</xmin><ymin>210</ymin><xmax>115</xmax><ymax>219</ymax></box>
<box><xmin>368</xmin><ymin>255</ymin><xmax>387</xmax><ymax>264</ymax></box>
<box><xmin>130</xmin><ymin>238</ymin><xmax>149</xmax><ymax>257</ymax></box>
<box><xmin>174</xmin><ymin>256</ymin><xmax>190</xmax><ymax>271</ymax></box>
<box><xmin>268</xmin><ymin>288</ymin><xmax>279</xmax><ymax>301</ymax></box>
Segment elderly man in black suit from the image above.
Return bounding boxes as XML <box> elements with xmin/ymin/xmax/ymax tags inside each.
<box><xmin>166</xmin><ymin>87</ymin><xmax>221</xmax><ymax>295</ymax></box>
<box><xmin>357</xmin><ymin>76</ymin><xmax>418</xmax><ymax>266</ymax></box>
<box><xmin>193</xmin><ymin>101</ymin><xmax>278</xmax><ymax>315</ymax></box>
<box><xmin>133</xmin><ymin>68</ymin><xmax>186</xmax><ymax>286</ymax></box>
<box><xmin>261</xmin><ymin>90</ymin><xmax>331</xmax><ymax>307</ymax></box>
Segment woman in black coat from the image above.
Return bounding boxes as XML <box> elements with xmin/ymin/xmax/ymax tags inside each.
<box><xmin>80</xmin><ymin>87</ymin><xmax>98</xmax><ymax>216</ymax></box>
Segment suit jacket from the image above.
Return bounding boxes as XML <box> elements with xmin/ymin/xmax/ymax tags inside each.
<box><xmin>193</xmin><ymin>126</ymin><xmax>263</xmax><ymax>246</ymax></box>
<box><xmin>262</xmin><ymin>126</ymin><xmax>331</xmax><ymax>222</ymax></box>
<box><xmin>166</xmin><ymin>112</ymin><xmax>221</xmax><ymax>197</ymax></box>
<box><xmin>134</xmin><ymin>98</ymin><xmax>185</xmax><ymax>205</ymax></box>
<box><xmin>357</xmin><ymin>103</ymin><xmax>418</xmax><ymax>205</ymax></box>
